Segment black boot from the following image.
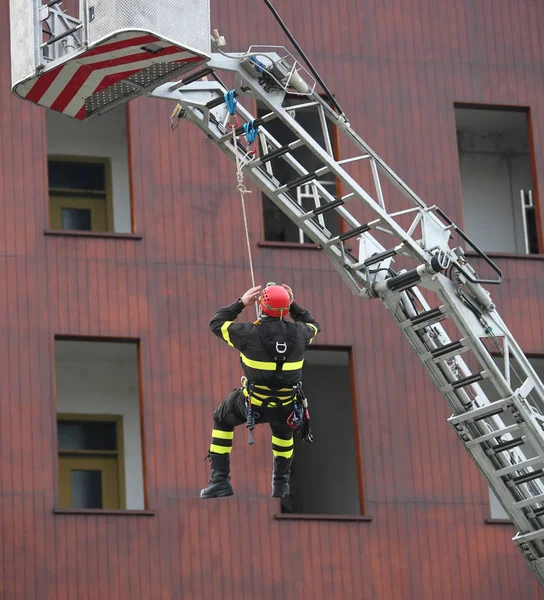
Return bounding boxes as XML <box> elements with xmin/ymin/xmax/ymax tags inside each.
<box><xmin>200</xmin><ymin>453</ymin><xmax>233</xmax><ymax>499</ymax></box>
<box><xmin>271</xmin><ymin>456</ymin><xmax>292</xmax><ymax>498</ymax></box>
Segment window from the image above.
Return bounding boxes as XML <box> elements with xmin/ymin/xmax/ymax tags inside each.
<box><xmin>55</xmin><ymin>339</ymin><xmax>145</xmax><ymax>510</ymax></box>
<box><xmin>455</xmin><ymin>105</ymin><xmax>539</xmax><ymax>254</ymax></box>
<box><xmin>47</xmin><ymin>105</ymin><xmax>132</xmax><ymax>233</ymax></box>
<box><xmin>49</xmin><ymin>158</ymin><xmax>112</xmax><ymax>232</ymax></box>
<box><xmin>257</xmin><ymin>98</ymin><xmax>340</xmax><ymax>243</ymax></box>
<box><xmin>282</xmin><ymin>348</ymin><xmax>363</xmax><ymax>515</ymax></box>
<box><xmin>58</xmin><ymin>415</ymin><xmax>124</xmax><ymax>509</ymax></box>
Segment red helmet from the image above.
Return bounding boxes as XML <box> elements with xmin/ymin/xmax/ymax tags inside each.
<box><xmin>259</xmin><ymin>284</ymin><xmax>291</xmax><ymax>318</ymax></box>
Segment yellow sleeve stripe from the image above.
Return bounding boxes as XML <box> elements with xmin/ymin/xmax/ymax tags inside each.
<box><xmin>307</xmin><ymin>323</ymin><xmax>319</xmax><ymax>344</ymax></box>
<box><xmin>221</xmin><ymin>321</ymin><xmax>234</xmax><ymax>347</ymax></box>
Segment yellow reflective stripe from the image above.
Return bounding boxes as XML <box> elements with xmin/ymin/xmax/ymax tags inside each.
<box><xmin>240</xmin><ymin>353</ymin><xmax>304</xmax><ymax>371</ymax></box>
<box><xmin>210</xmin><ymin>444</ymin><xmax>232</xmax><ymax>454</ymax></box>
<box><xmin>307</xmin><ymin>323</ymin><xmax>318</xmax><ymax>344</ymax></box>
<box><xmin>240</xmin><ymin>354</ymin><xmax>275</xmax><ymax>370</ymax></box>
<box><xmin>273</xmin><ymin>448</ymin><xmax>294</xmax><ymax>458</ymax></box>
<box><xmin>242</xmin><ymin>388</ymin><xmax>293</xmax><ymax>407</ymax></box>
<box><xmin>221</xmin><ymin>321</ymin><xmax>234</xmax><ymax>347</ymax></box>
<box><xmin>272</xmin><ymin>436</ymin><xmax>293</xmax><ymax>447</ymax></box>
<box><xmin>212</xmin><ymin>429</ymin><xmax>234</xmax><ymax>440</ymax></box>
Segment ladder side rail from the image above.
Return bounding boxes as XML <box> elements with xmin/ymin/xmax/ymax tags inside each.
<box><xmin>402</xmin><ymin>285</ymin><xmax>544</xmax><ymax>520</ymax></box>
<box><xmin>155</xmin><ymin>56</ymin><xmax>544</xmax><ymax>586</ymax></box>
<box><xmin>388</xmin><ymin>287</ymin><xmax>544</xmax><ymax>541</ymax></box>
<box><xmin>298</xmin><ymin>89</ymin><xmax>429</xmax><ymax>212</ymax></box>
<box><xmin>169</xmin><ymin>80</ymin><xmax>362</xmax><ymax>237</ymax></box>
<box><xmin>160</xmin><ymin>84</ymin><xmax>372</xmax><ymax>295</ymax></box>
<box><xmin>155</xmin><ymin>81</ymin><xmax>389</xmax><ymax>294</ymax></box>
<box><xmin>435</xmin><ymin>275</ymin><xmax>544</xmax><ymax>414</ymax></box>
<box><xmin>202</xmin><ymin>55</ymin><xmax>442</xmax><ymax>266</ymax></box>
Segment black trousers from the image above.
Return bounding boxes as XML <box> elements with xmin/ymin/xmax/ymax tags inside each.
<box><xmin>208</xmin><ymin>389</ymin><xmax>294</xmax><ymax>458</ymax></box>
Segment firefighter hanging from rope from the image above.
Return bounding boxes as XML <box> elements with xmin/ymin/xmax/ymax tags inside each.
<box><xmin>201</xmin><ymin>283</ymin><xmax>320</xmax><ymax>499</ymax></box>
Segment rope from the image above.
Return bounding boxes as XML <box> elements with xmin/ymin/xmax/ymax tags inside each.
<box><xmin>229</xmin><ymin>109</ymin><xmax>260</xmax><ymax>319</ymax></box>
<box><xmin>232</xmin><ymin>126</ymin><xmax>256</xmax><ymax>290</ymax></box>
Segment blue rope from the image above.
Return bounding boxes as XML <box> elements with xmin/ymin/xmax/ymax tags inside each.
<box><xmin>247</xmin><ymin>56</ymin><xmax>266</xmax><ymax>75</ymax></box>
<box><xmin>224</xmin><ymin>90</ymin><xmax>238</xmax><ymax>115</ymax></box>
<box><xmin>243</xmin><ymin>121</ymin><xmax>259</xmax><ymax>145</ymax></box>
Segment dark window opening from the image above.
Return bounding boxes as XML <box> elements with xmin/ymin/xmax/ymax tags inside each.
<box><xmin>61</xmin><ymin>207</ymin><xmax>92</xmax><ymax>231</ymax></box>
<box><xmin>258</xmin><ymin>98</ymin><xmax>340</xmax><ymax>243</ymax></box>
<box><xmin>49</xmin><ymin>160</ymin><xmax>106</xmax><ymax>192</ymax></box>
<box><xmin>281</xmin><ymin>348</ymin><xmax>362</xmax><ymax>515</ymax></box>
<box><xmin>455</xmin><ymin>105</ymin><xmax>539</xmax><ymax>254</ymax></box>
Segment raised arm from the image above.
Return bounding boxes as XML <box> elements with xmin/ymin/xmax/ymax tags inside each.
<box><xmin>209</xmin><ymin>285</ymin><xmax>262</xmax><ymax>349</ymax></box>
<box><xmin>283</xmin><ymin>284</ymin><xmax>321</xmax><ymax>345</ymax></box>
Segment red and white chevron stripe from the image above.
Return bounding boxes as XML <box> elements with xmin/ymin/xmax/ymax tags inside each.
<box><xmin>15</xmin><ymin>31</ymin><xmax>205</xmax><ymax>120</ymax></box>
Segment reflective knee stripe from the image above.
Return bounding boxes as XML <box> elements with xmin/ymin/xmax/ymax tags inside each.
<box><xmin>240</xmin><ymin>353</ymin><xmax>304</xmax><ymax>371</ymax></box>
<box><xmin>273</xmin><ymin>448</ymin><xmax>294</xmax><ymax>458</ymax></box>
<box><xmin>210</xmin><ymin>444</ymin><xmax>232</xmax><ymax>454</ymax></box>
<box><xmin>307</xmin><ymin>323</ymin><xmax>319</xmax><ymax>344</ymax></box>
<box><xmin>212</xmin><ymin>429</ymin><xmax>234</xmax><ymax>439</ymax></box>
<box><xmin>272</xmin><ymin>435</ymin><xmax>293</xmax><ymax>447</ymax></box>
<box><xmin>272</xmin><ymin>435</ymin><xmax>294</xmax><ymax>458</ymax></box>
<box><xmin>221</xmin><ymin>321</ymin><xmax>234</xmax><ymax>347</ymax></box>
<box><xmin>210</xmin><ymin>428</ymin><xmax>234</xmax><ymax>454</ymax></box>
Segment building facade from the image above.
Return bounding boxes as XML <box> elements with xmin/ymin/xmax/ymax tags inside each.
<box><xmin>2</xmin><ymin>0</ymin><xmax>544</xmax><ymax>598</ymax></box>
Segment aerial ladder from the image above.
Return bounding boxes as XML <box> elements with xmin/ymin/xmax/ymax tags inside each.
<box><xmin>9</xmin><ymin>0</ymin><xmax>544</xmax><ymax>587</ymax></box>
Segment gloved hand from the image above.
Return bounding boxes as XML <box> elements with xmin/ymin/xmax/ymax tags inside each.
<box><xmin>241</xmin><ymin>285</ymin><xmax>262</xmax><ymax>307</ymax></box>
<box><xmin>282</xmin><ymin>284</ymin><xmax>294</xmax><ymax>305</ymax></box>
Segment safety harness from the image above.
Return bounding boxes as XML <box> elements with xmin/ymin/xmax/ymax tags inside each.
<box><xmin>243</xmin><ymin>321</ymin><xmax>313</xmax><ymax>444</ymax></box>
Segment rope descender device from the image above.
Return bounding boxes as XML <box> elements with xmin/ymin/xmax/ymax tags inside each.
<box><xmin>224</xmin><ymin>89</ymin><xmax>239</xmax><ymax>128</ymax></box>
<box><xmin>243</xmin><ymin>120</ymin><xmax>259</xmax><ymax>156</ymax></box>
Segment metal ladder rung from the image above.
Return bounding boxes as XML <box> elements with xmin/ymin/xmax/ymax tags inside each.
<box><xmin>308</xmin><ymin>198</ymin><xmax>345</xmax><ymax>217</ymax></box>
<box><xmin>256</xmin><ymin>140</ymin><xmax>304</xmax><ymax>165</ymax></box>
<box><xmin>442</xmin><ymin>372</ymin><xmax>486</xmax><ymax>392</ymax></box>
<box><xmin>449</xmin><ymin>397</ymin><xmax>514</xmax><ymax>425</ymax></box>
<box><xmin>494</xmin><ymin>456</ymin><xmax>543</xmax><ymax>477</ymax></box>
<box><xmin>466</xmin><ymin>423</ymin><xmax>521</xmax><ymax>447</ymax></box>
<box><xmin>401</xmin><ymin>306</ymin><xmax>447</xmax><ymax>331</ymax></box>
<box><xmin>422</xmin><ymin>340</ymin><xmax>469</xmax><ymax>363</ymax></box>
<box><xmin>513</xmin><ymin>529</ymin><xmax>544</xmax><ymax>544</ymax></box>
<box><xmin>206</xmin><ymin>89</ymin><xmax>237</xmax><ymax>109</ymax></box>
<box><xmin>364</xmin><ymin>248</ymin><xmax>398</xmax><ymax>267</ymax></box>
<box><xmin>512</xmin><ymin>469</ymin><xmax>544</xmax><ymax>486</ymax></box>
<box><xmin>284</xmin><ymin>167</ymin><xmax>329</xmax><ymax>191</ymax></box>
<box><xmin>318</xmin><ymin>223</ymin><xmax>373</xmax><ymax>248</ymax></box>
<box><xmin>430</xmin><ymin>340</ymin><xmax>465</xmax><ymax>359</ymax></box>
<box><xmin>232</xmin><ymin>117</ymin><xmax>266</xmax><ymax>138</ymax></box>
<box><xmin>492</xmin><ymin>436</ymin><xmax>525</xmax><ymax>454</ymax></box>
<box><xmin>386</xmin><ymin>268</ymin><xmax>423</xmax><ymax>292</ymax></box>
<box><xmin>513</xmin><ymin>493</ymin><xmax>544</xmax><ymax>510</ymax></box>
<box><xmin>338</xmin><ymin>224</ymin><xmax>373</xmax><ymax>242</ymax></box>
<box><xmin>41</xmin><ymin>24</ymin><xmax>82</xmax><ymax>47</ymax></box>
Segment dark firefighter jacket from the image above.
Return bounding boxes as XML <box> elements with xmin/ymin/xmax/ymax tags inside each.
<box><xmin>209</xmin><ymin>300</ymin><xmax>320</xmax><ymax>405</ymax></box>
